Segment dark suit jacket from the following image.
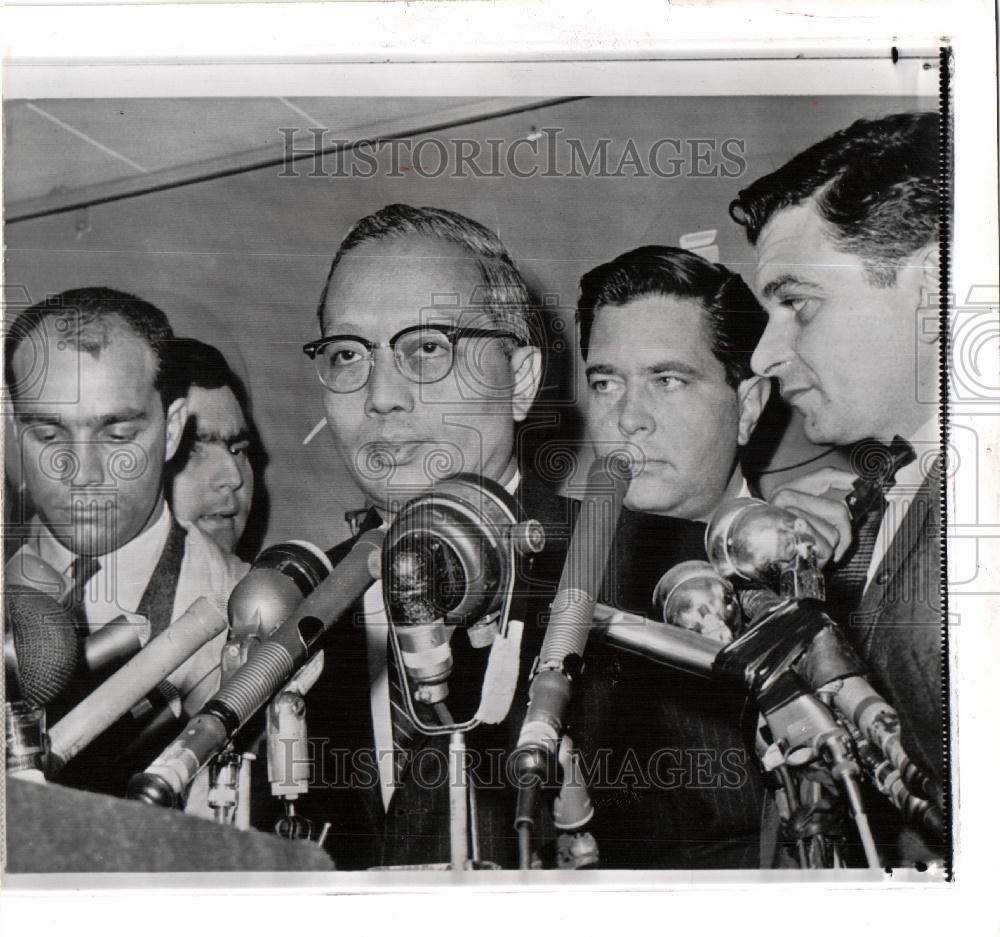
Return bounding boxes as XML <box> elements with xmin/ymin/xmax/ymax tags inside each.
<box><xmin>571</xmin><ymin>510</ymin><xmax>766</xmax><ymax>869</ymax></box>
<box><xmin>835</xmin><ymin>467</ymin><xmax>946</xmax><ymax>863</ymax></box>
<box><xmin>296</xmin><ymin>474</ymin><xmax>573</xmax><ymax>870</ymax></box>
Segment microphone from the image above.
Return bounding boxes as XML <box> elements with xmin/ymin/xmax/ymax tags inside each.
<box><xmin>227</xmin><ymin>541</ymin><xmax>333</xmax><ymax>641</ymax></box>
<box><xmin>84</xmin><ymin>614</ymin><xmax>151</xmax><ymax>672</ymax></box>
<box><xmin>46</xmin><ymin>595</ymin><xmax>228</xmax><ymax>774</ymax></box>
<box><xmin>4</xmin><ymin>552</ymin><xmax>72</xmax><ymax>604</ymax></box>
<box><xmin>4</xmin><ymin>587</ymin><xmax>79</xmax><ymax>708</ymax></box>
<box><xmin>591</xmin><ymin>603</ymin><xmax>720</xmax><ymax>678</ymax></box>
<box><xmin>127</xmin><ymin>528</ymin><xmax>385</xmax><ymax>809</ymax></box>
<box><xmin>705</xmin><ymin>497</ymin><xmax>825</xmax><ymax>600</ymax></box>
<box><xmin>381</xmin><ymin>474</ymin><xmax>542</xmax><ymax>710</ymax></box>
<box><xmin>511</xmin><ymin>454</ymin><xmax>630</xmax><ymax>828</ymax></box>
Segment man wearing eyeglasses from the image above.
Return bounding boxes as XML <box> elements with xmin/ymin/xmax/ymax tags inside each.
<box><xmin>295</xmin><ymin>204</ymin><xmax>572</xmax><ymax>870</ymax></box>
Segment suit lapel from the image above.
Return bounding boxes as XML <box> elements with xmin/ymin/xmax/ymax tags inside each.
<box><xmin>856</xmin><ymin>467</ymin><xmax>939</xmax><ymax>643</ymax></box>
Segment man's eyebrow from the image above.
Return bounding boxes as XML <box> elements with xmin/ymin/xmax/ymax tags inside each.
<box><xmin>195</xmin><ymin>428</ymin><xmax>251</xmax><ymax>446</ymax></box>
<box><xmin>15</xmin><ymin>412</ymin><xmax>61</xmax><ymax>426</ymax></box>
<box><xmin>585</xmin><ymin>364</ymin><xmax>619</xmax><ymax>378</ymax></box>
<box><xmin>759</xmin><ymin>273</ymin><xmax>822</xmax><ymax>300</ymax></box>
<box><xmin>644</xmin><ymin>360</ymin><xmax>700</xmax><ymax>377</ymax></box>
<box><xmin>16</xmin><ymin>409</ymin><xmax>148</xmax><ymax>427</ymax></box>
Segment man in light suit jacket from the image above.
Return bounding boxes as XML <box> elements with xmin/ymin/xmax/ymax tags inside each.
<box><xmin>290</xmin><ymin>204</ymin><xmax>574</xmax><ymax>870</ymax></box>
<box><xmin>730</xmin><ymin>111</ymin><xmax>945</xmax><ymax>865</ymax></box>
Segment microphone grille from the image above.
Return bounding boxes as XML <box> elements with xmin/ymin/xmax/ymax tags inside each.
<box><xmin>6</xmin><ymin>588</ymin><xmax>80</xmax><ymax>708</ymax></box>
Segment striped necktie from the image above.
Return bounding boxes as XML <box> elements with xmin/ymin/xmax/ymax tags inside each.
<box><xmin>827</xmin><ymin>437</ymin><xmax>916</xmax><ymax>627</ymax></box>
<box><xmin>67</xmin><ymin>556</ymin><xmax>101</xmax><ymax>637</ymax></box>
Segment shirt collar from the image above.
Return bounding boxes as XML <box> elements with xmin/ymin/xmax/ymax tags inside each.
<box><xmin>890</xmin><ymin>416</ymin><xmax>940</xmax><ymax>495</ymax></box>
<box><xmin>33</xmin><ymin>502</ymin><xmax>171</xmax><ymax>583</ymax></box>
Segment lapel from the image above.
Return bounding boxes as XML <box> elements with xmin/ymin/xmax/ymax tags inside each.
<box><xmin>855</xmin><ymin>463</ymin><xmax>941</xmax><ymax>643</ymax></box>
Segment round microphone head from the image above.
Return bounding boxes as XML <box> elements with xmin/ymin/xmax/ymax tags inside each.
<box><xmin>382</xmin><ymin>474</ymin><xmax>518</xmax><ymax>629</ymax></box>
<box><xmin>227</xmin><ymin>540</ymin><xmax>332</xmax><ymax>640</ymax></box>
<box><xmin>705</xmin><ymin>497</ymin><xmax>816</xmax><ymax>585</ymax></box>
<box><xmin>4</xmin><ymin>587</ymin><xmax>79</xmax><ymax>708</ymax></box>
<box><xmin>652</xmin><ymin>560</ymin><xmax>739</xmax><ymax>645</ymax></box>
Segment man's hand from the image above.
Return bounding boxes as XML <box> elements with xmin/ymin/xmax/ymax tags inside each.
<box><xmin>769</xmin><ymin>467</ymin><xmax>858</xmax><ymax>566</ymax></box>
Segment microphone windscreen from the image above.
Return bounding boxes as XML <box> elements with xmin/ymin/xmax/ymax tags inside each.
<box><xmin>5</xmin><ymin>587</ymin><xmax>79</xmax><ymax>707</ymax></box>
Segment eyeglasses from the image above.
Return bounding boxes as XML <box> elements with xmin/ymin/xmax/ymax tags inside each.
<box><xmin>302</xmin><ymin>324</ymin><xmax>526</xmax><ymax>393</ymax></box>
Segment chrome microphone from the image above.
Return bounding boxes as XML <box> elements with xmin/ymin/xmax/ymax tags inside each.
<box><xmin>381</xmin><ymin>474</ymin><xmax>542</xmax><ymax>709</ymax></box>
<box><xmin>227</xmin><ymin>540</ymin><xmax>333</xmax><ymax>641</ymax></box>
<box><xmin>705</xmin><ymin>497</ymin><xmax>825</xmax><ymax>600</ymax></box>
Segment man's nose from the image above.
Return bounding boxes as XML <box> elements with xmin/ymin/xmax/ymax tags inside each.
<box><xmin>364</xmin><ymin>350</ymin><xmax>415</xmax><ymax>416</ymax></box>
<box><xmin>210</xmin><ymin>447</ymin><xmax>245</xmax><ymax>491</ymax></box>
<box><xmin>750</xmin><ymin>315</ymin><xmax>794</xmax><ymax>379</ymax></box>
<box><xmin>70</xmin><ymin>442</ymin><xmax>106</xmax><ymax>487</ymax></box>
<box><xmin>617</xmin><ymin>386</ymin><xmax>654</xmax><ymax>437</ymax></box>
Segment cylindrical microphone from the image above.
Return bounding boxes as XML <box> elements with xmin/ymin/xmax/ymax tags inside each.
<box><xmin>592</xmin><ymin>603</ymin><xmax>719</xmax><ymax>678</ymax></box>
<box><xmin>4</xmin><ymin>587</ymin><xmax>79</xmax><ymax>708</ymax></box>
<box><xmin>227</xmin><ymin>540</ymin><xmax>332</xmax><ymax>641</ymax></box>
<box><xmin>46</xmin><ymin>595</ymin><xmax>228</xmax><ymax>774</ymax></box>
<box><xmin>127</xmin><ymin>528</ymin><xmax>385</xmax><ymax>808</ymax></box>
<box><xmin>84</xmin><ymin>614</ymin><xmax>151</xmax><ymax>672</ymax></box>
<box><xmin>512</xmin><ymin>453</ymin><xmax>630</xmax><ymax>790</ymax></box>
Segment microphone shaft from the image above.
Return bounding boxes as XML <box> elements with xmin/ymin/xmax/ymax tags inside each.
<box><xmin>47</xmin><ymin>596</ymin><xmax>227</xmax><ymax>772</ymax></box>
<box><xmin>129</xmin><ymin>529</ymin><xmax>384</xmax><ymax>807</ymax></box>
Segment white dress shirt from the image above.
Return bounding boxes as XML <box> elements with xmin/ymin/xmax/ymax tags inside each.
<box><xmin>16</xmin><ymin>503</ymin><xmax>248</xmax><ymax>715</ymax></box>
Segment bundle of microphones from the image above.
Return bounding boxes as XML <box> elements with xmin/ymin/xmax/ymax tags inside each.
<box><xmin>3</xmin><ymin>459</ymin><xmax>943</xmax><ymax>870</ymax></box>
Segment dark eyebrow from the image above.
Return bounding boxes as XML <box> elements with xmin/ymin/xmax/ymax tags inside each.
<box><xmin>15</xmin><ymin>412</ymin><xmax>61</xmax><ymax>427</ymax></box>
<box><xmin>15</xmin><ymin>409</ymin><xmax>148</xmax><ymax>428</ymax></box>
<box><xmin>585</xmin><ymin>364</ymin><xmax>619</xmax><ymax>379</ymax></box>
<box><xmin>195</xmin><ymin>428</ymin><xmax>251</xmax><ymax>447</ymax></box>
<box><xmin>644</xmin><ymin>360</ymin><xmax>700</xmax><ymax>377</ymax></box>
<box><xmin>760</xmin><ymin>273</ymin><xmax>823</xmax><ymax>300</ymax></box>
<box><xmin>92</xmin><ymin>409</ymin><xmax>148</xmax><ymax>428</ymax></box>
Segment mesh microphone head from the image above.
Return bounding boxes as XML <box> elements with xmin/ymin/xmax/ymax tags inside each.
<box><xmin>4</xmin><ymin>587</ymin><xmax>80</xmax><ymax>708</ymax></box>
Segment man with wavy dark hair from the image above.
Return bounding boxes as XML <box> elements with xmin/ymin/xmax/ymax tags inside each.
<box><xmin>730</xmin><ymin>111</ymin><xmax>944</xmax><ymax>865</ymax></box>
<box><xmin>5</xmin><ymin>288</ymin><xmax>246</xmax><ymax>796</ymax></box>
<box><xmin>569</xmin><ymin>245</ymin><xmax>777</xmax><ymax>868</ymax></box>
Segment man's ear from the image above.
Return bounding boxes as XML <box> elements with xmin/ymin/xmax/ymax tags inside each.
<box><xmin>510</xmin><ymin>345</ymin><xmax>543</xmax><ymax>423</ymax></box>
<box><xmin>164</xmin><ymin>397</ymin><xmax>189</xmax><ymax>462</ymax></box>
<box><xmin>736</xmin><ymin>375</ymin><xmax>771</xmax><ymax>447</ymax></box>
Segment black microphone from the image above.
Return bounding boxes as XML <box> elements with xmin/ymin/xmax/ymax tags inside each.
<box><xmin>127</xmin><ymin>528</ymin><xmax>385</xmax><ymax>808</ymax></box>
<box><xmin>4</xmin><ymin>587</ymin><xmax>79</xmax><ymax>708</ymax></box>
<box><xmin>510</xmin><ymin>454</ymin><xmax>630</xmax><ymax>842</ymax></box>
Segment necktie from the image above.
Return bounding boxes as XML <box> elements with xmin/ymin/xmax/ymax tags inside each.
<box><xmin>386</xmin><ymin>649</ymin><xmax>423</xmax><ymax>786</ymax></box>
<box><xmin>827</xmin><ymin>437</ymin><xmax>916</xmax><ymax>626</ymax></box>
<box><xmin>67</xmin><ymin>556</ymin><xmax>101</xmax><ymax>637</ymax></box>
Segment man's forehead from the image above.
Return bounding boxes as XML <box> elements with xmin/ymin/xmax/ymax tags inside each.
<box><xmin>12</xmin><ymin>328</ymin><xmax>158</xmax><ymax>412</ymax></box>
<box><xmin>590</xmin><ymin>295</ymin><xmax>717</xmax><ymax>364</ymax></box>
<box><xmin>323</xmin><ymin>235</ymin><xmax>484</xmax><ymax>327</ymax></box>
<box><xmin>752</xmin><ymin>201</ymin><xmax>844</xmax><ymax>288</ymax></box>
<box><xmin>187</xmin><ymin>385</ymin><xmax>247</xmax><ymax>436</ymax></box>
